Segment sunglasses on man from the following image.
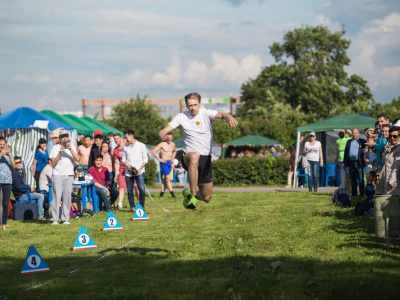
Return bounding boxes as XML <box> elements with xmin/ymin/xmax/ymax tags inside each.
<box><xmin>390</xmin><ymin>135</ymin><xmax>399</xmax><ymax>139</ymax></box>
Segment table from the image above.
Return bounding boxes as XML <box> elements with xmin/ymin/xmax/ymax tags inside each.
<box><xmin>47</xmin><ymin>180</ymin><xmax>99</xmax><ymax>213</ymax></box>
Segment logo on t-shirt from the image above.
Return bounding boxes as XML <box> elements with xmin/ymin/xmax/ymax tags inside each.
<box><xmin>196</xmin><ymin>121</ymin><xmax>200</xmax><ymax>126</ymax></box>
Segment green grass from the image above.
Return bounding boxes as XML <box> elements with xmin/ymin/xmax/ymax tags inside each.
<box><xmin>1</xmin><ymin>192</ymin><xmax>400</xmax><ymax>299</ymax></box>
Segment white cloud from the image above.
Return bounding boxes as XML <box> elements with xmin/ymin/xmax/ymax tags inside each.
<box><xmin>150</xmin><ymin>52</ymin><xmax>262</xmax><ymax>90</ymax></box>
<box><xmin>36</xmin><ymin>97</ymin><xmax>65</xmax><ymax>111</ymax></box>
<box><xmin>346</xmin><ymin>12</ymin><xmax>400</xmax><ymax>91</ymax></box>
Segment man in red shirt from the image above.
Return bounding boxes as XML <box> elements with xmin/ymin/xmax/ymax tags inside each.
<box><xmin>88</xmin><ymin>153</ymin><xmax>119</xmax><ymax>212</ymax></box>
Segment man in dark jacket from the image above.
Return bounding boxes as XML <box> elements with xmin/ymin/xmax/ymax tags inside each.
<box><xmin>88</xmin><ymin>134</ymin><xmax>103</xmax><ymax>168</ymax></box>
<box><xmin>12</xmin><ymin>156</ymin><xmax>48</xmax><ymax>220</ymax></box>
<box><xmin>343</xmin><ymin>129</ymin><xmax>366</xmax><ymax>196</ymax></box>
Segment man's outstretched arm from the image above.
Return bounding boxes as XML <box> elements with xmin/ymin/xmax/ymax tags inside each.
<box><xmin>159</xmin><ymin>125</ymin><xmax>174</xmax><ymax>142</ymax></box>
<box><xmin>215</xmin><ymin>112</ymin><xmax>239</xmax><ymax>127</ymax></box>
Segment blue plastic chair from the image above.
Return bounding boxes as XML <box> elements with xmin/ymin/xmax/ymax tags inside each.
<box><xmin>324</xmin><ymin>163</ymin><xmax>337</xmax><ymax>187</ymax></box>
<box><xmin>297</xmin><ymin>168</ymin><xmax>308</xmax><ymax>188</ymax></box>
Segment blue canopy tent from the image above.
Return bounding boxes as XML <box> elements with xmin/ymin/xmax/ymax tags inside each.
<box><xmin>0</xmin><ymin>107</ymin><xmax>73</xmax><ymax>131</ymax></box>
<box><xmin>0</xmin><ymin>107</ymin><xmax>74</xmax><ymax>185</ymax></box>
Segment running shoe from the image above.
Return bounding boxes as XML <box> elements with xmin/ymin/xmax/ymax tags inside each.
<box><xmin>182</xmin><ymin>188</ymin><xmax>197</xmax><ymax>210</ymax></box>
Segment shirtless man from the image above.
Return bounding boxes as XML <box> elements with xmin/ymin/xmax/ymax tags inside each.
<box><xmin>77</xmin><ymin>135</ymin><xmax>92</xmax><ymax>174</ymax></box>
<box><xmin>159</xmin><ymin>92</ymin><xmax>238</xmax><ymax>210</ymax></box>
<box><xmin>152</xmin><ymin>132</ymin><xmax>177</xmax><ymax>198</ymax></box>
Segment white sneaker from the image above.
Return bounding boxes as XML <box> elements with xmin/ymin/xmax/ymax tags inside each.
<box><xmin>63</xmin><ymin>221</ymin><xmax>71</xmax><ymax>225</ymax></box>
<box><xmin>51</xmin><ymin>221</ymin><xmax>59</xmax><ymax>225</ymax></box>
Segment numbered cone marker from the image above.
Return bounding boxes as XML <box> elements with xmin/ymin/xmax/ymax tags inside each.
<box><xmin>21</xmin><ymin>246</ymin><xmax>50</xmax><ymax>275</ymax></box>
<box><xmin>132</xmin><ymin>203</ymin><xmax>149</xmax><ymax>221</ymax></box>
<box><xmin>103</xmin><ymin>211</ymin><xmax>123</xmax><ymax>231</ymax></box>
<box><xmin>73</xmin><ymin>226</ymin><xmax>98</xmax><ymax>250</ymax></box>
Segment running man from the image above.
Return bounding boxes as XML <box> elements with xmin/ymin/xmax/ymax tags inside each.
<box><xmin>152</xmin><ymin>132</ymin><xmax>177</xmax><ymax>198</ymax></box>
<box><xmin>158</xmin><ymin>92</ymin><xmax>238</xmax><ymax>209</ymax></box>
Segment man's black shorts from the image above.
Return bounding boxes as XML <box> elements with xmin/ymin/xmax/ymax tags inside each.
<box><xmin>181</xmin><ymin>153</ymin><xmax>212</xmax><ymax>184</ymax></box>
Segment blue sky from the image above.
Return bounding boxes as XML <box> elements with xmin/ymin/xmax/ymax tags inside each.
<box><xmin>1</xmin><ymin>0</ymin><xmax>399</xmax><ymax>114</ymax></box>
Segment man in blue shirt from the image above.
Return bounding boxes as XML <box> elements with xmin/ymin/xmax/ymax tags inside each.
<box><xmin>343</xmin><ymin>129</ymin><xmax>366</xmax><ymax>196</ymax></box>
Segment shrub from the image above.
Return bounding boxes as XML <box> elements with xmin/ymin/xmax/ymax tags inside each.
<box><xmin>144</xmin><ymin>159</ymin><xmax>157</xmax><ymax>187</ymax></box>
<box><xmin>212</xmin><ymin>156</ymin><xmax>289</xmax><ymax>186</ymax></box>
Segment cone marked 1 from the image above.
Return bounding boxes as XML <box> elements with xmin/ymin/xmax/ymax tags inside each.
<box><xmin>103</xmin><ymin>211</ymin><xmax>123</xmax><ymax>231</ymax></box>
<box><xmin>132</xmin><ymin>203</ymin><xmax>149</xmax><ymax>221</ymax></box>
<box><xmin>73</xmin><ymin>226</ymin><xmax>98</xmax><ymax>250</ymax></box>
<box><xmin>21</xmin><ymin>246</ymin><xmax>50</xmax><ymax>275</ymax></box>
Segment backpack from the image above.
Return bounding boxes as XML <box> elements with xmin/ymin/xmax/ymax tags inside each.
<box><xmin>355</xmin><ymin>196</ymin><xmax>374</xmax><ymax>216</ymax></box>
<box><xmin>332</xmin><ymin>187</ymin><xmax>351</xmax><ymax>208</ymax></box>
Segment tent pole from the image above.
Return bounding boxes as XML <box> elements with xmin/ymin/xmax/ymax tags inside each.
<box><xmin>293</xmin><ymin>131</ymin><xmax>301</xmax><ymax>188</ymax></box>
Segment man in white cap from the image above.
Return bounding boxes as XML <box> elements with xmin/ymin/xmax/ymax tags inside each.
<box><xmin>49</xmin><ymin>129</ymin><xmax>79</xmax><ymax>225</ymax></box>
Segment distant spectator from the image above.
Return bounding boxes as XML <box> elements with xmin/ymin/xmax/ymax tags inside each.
<box><xmin>39</xmin><ymin>158</ymin><xmax>53</xmax><ymax>193</ymax></box>
<box><xmin>0</xmin><ymin>137</ymin><xmax>15</xmax><ymax>231</ymax></box>
<box><xmin>88</xmin><ymin>134</ymin><xmax>103</xmax><ymax>168</ymax></box>
<box><xmin>365</xmin><ymin>170</ymin><xmax>377</xmax><ymax>197</ymax></box>
<box><xmin>366</xmin><ymin>113</ymin><xmax>391</xmax><ymax>168</ymax></box>
<box><xmin>77</xmin><ymin>135</ymin><xmax>92</xmax><ymax>174</ymax></box>
<box><xmin>46</xmin><ymin>129</ymin><xmax>60</xmax><ymax>155</ymax></box>
<box><xmin>108</xmin><ymin>132</ymin><xmax>117</xmax><ymax>151</ymax></box>
<box><xmin>286</xmin><ymin>146</ymin><xmax>296</xmax><ymax>188</ymax></box>
<box><xmin>88</xmin><ymin>154</ymin><xmax>119</xmax><ymax>212</ymax></box>
<box><xmin>383</xmin><ymin>126</ymin><xmax>400</xmax><ymax>195</ymax></box>
<box><xmin>271</xmin><ymin>146</ymin><xmax>278</xmax><ymax>158</ymax></box>
<box><xmin>336</xmin><ymin>130</ymin><xmax>351</xmax><ymax>186</ymax></box>
<box><xmin>303</xmin><ymin>132</ymin><xmax>323</xmax><ymax>192</ymax></box>
<box><xmin>230</xmin><ymin>150</ymin><xmax>237</xmax><ymax>158</ymax></box>
<box><xmin>32</xmin><ymin>138</ymin><xmax>49</xmax><ymax>189</ymax></box>
<box><xmin>101</xmin><ymin>141</ymin><xmax>115</xmax><ymax>188</ymax></box>
<box><xmin>343</xmin><ymin>128</ymin><xmax>366</xmax><ymax>196</ymax></box>
<box><xmin>176</xmin><ymin>163</ymin><xmax>187</xmax><ymax>187</ymax></box>
<box><xmin>12</xmin><ymin>156</ymin><xmax>48</xmax><ymax>220</ymax></box>
<box><xmin>50</xmin><ymin>129</ymin><xmax>79</xmax><ymax>225</ymax></box>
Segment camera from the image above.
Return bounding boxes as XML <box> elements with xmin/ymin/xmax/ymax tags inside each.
<box><xmin>62</xmin><ymin>141</ymin><xmax>68</xmax><ymax>148</ymax></box>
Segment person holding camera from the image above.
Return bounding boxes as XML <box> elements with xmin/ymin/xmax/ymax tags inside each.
<box><xmin>121</xmin><ymin>130</ymin><xmax>148</xmax><ymax>212</ymax></box>
<box><xmin>49</xmin><ymin>129</ymin><xmax>79</xmax><ymax>225</ymax></box>
<box><xmin>0</xmin><ymin>137</ymin><xmax>15</xmax><ymax>230</ymax></box>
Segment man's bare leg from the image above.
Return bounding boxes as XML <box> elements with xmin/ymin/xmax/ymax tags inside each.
<box><xmin>184</xmin><ymin>152</ymin><xmax>199</xmax><ymax>195</ymax></box>
<box><xmin>197</xmin><ymin>182</ymin><xmax>212</xmax><ymax>203</ymax></box>
<box><xmin>118</xmin><ymin>188</ymin><xmax>125</xmax><ymax>208</ymax></box>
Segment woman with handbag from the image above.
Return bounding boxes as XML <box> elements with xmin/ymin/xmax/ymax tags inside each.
<box><xmin>0</xmin><ymin>137</ymin><xmax>15</xmax><ymax>230</ymax></box>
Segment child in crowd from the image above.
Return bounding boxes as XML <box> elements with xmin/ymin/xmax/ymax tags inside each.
<box><xmin>365</xmin><ymin>170</ymin><xmax>377</xmax><ymax>197</ymax></box>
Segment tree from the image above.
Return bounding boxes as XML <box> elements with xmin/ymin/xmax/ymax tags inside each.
<box><xmin>106</xmin><ymin>94</ymin><xmax>167</xmax><ymax>145</ymax></box>
<box><xmin>240</xmin><ymin>91</ymin><xmax>309</xmax><ymax>148</ymax></box>
<box><xmin>240</xmin><ymin>25</ymin><xmax>375</xmax><ymax>119</ymax></box>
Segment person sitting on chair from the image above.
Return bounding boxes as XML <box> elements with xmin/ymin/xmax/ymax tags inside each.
<box><xmin>12</xmin><ymin>156</ymin><xmax>48</xmax><ymax>220</ymax></box>
<box><xmin>88</xmin><ymin>153</ymin><xmax>119</xmax><ymax>212</ymax></box>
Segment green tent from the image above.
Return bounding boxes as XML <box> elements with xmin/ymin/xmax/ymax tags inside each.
<box><xmin>63</xmin><ymin>114</ymin><xmax>99</xmax><ymax>134</ymax></box>
<box><xmin>172</xmin><ymin>137</ymin><xmax>184</xmax><ymax>148</ymax></box>
<box><xmin>226</xmin><ymin>134</ymin><xmax>282</xmax><ymax>147</ymax></box>
<box><xmin>41</xmin><ymin>110</ymin><xmax>94</xmax><ymax>135</ymax></box>
<box><xmin>297</xmin><ymin>113</ymin><xmax>375</xmax><ymax>133</ymax></box>
<box><xmin>293</xmin><ymin>113</ymin><xmax>376</xmax><ymax>187</ymax></box>
<box><xmin>80</xmin><ymin>116</ymin><xmax>124</xmax><ymax>136</ymax></box>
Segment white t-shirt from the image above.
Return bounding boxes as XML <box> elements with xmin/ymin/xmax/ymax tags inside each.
<box><xmin>305</xmin><ymin>141</ymin><xmax>321</xmax><ymax>162</ymax></box>
<box><xmin>121</xmin><ymin>141</ymin><xmax>148</xmax><ymax>177</ymax></box>
<box><xmin>39</xmin><ymin>164</ymin><xmax>53</xmax><ymax>192</ymax></box>
<box><xmin>50</xmin><ymin>144</ymin><xmax>77</xmax><ymax>176</ymax></box>
<box><xmin>169</xmin><ymin>108</ymin><xmax>218</xmax><ymax>156</ymax></box>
